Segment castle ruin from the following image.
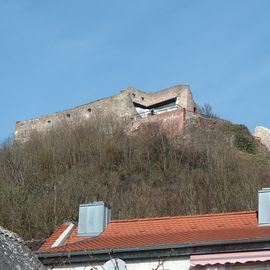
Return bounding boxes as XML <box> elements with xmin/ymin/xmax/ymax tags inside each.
<box><xmin>15</xmin><ymin>84</ymin><xmax>200</xmax><ymax>142</ymax></box>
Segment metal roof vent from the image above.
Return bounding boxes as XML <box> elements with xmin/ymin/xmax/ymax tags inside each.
<box><xmin>78</xmin><ymin>201</ymin><xmax>111</xmax><ymax>236</ymax></box>
<box><xmin>258</xmin><ymin>188</ymin><xmax>270</xmax><ymax>226</ymax></box>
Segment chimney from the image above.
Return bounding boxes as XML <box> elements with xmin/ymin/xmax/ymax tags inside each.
<box><xmin>77</xmin><ymin>201</ymin><xmax>111</xmax><ymax>236</ymax></box>
<box><xmin>258</xmin><ymin>188</ymin><xmax>270</xmax><ymax>226</ymax></box>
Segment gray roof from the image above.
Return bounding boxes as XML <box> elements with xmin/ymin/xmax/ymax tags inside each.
<box><xmin>0</xmin><ymin>226</ymin><xmax>46</xmax><ymax>270</ymax></box>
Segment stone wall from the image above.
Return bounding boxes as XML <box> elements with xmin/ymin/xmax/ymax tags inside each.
<box><xmin>130</xmin><ymin>107</ymin><xmax>186</xmax><ymax>136</ymax></box>
<box><xmin>15</xmin><ymin>84</ymin><xmax>199</xmax><ymax>142</ymax></box>
<box><xmin>254</xmin><ymin>126</ymin><xmax>270</xmax><ymax>151</ymax></box>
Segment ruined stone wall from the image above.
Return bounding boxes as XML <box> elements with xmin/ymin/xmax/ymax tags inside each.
<box><xmin>126</xmin><ymin>85</ymin><xmax>199</xmax><ymax>113</ymax></box>
<box><xmin>15</xmin><ymin>91</ymin><xmax>136</xmax><ymax>142</ymax></box>
<box><xmin>15</xmin><ymin>85</ymin><xmax>199</xmax><ymax>142</ymax></box>
<box><xmin>254</xmin><ymin>126</ymin><xmax>270</xmax><ymax>151</ymax></box>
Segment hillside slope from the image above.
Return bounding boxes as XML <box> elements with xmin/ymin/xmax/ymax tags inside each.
<box><xmin>0</xmin><ymin>117</ymin><xmax>270</xmax><ymax>240</ymax></box>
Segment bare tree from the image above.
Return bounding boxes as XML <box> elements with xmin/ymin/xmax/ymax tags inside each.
<box><xmin>200</xmin><ymin>103</ymin><xmax>219</xmax><ymax>118</ymax></box>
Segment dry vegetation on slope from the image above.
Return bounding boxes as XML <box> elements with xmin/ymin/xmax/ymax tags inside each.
<box><xmin>0</xmin><ymin>116</ymin><xmax>270</xmax><ymax>240</ymax></box>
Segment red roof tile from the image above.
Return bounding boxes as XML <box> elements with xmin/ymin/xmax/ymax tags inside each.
<box><xmin>39</xmin><ymin>211</ymin><xmax>270</xmax><ymax>254</ymax></box>
<box><xmin>64</xmin><ymin>227</ymin><xmax>89</xmax><ymax>244</ymax></box>
<box><xmin>40</xmin><ymin>223</ymin><xmax>70</xmax><ymax>251</ymax></box>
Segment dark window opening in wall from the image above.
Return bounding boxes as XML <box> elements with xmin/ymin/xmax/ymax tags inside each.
<box><xmin>141</xmin><ymin>97</ymin><xmax>144</xmax><ymax>101</ymax></box>
<box><xmin>194</xmin><ymin>107</ymin><xmax>197</xmax><ymax>113</ymax></box>
<box><xmin>87</xmin><ymin>108</ymin><xmax>91</xmax><ymax>112</ymax></box>
<box><xmin>133</xmin><ymin>97</ymin><xmax>177</xmax><ymax>110</ymax></box>
<box><xmin>47</xmin><ymin>120</ymin><xmax>51</xmax><ymax>123</ymax></box>
<box><xmin>132</xmin><ymin>93</ymin><xmax>136</xmax><ymax>98</ymax></box>
<box><xmin>66</xmin><ymin>113</ymin><xmax>70</xmax><ymax>118</ymax></box>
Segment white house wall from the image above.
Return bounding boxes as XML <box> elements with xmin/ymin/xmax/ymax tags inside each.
<box><xmin>49</xmin><ymin>257</ymin><xmax>191</xmax><ymax>270</ymax></box>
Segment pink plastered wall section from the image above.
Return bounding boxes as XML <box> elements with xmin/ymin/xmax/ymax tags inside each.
<box><xmin>130</xmin><ymin>107</ymin><xmax>186</xmax><ymax>136</ymax></box>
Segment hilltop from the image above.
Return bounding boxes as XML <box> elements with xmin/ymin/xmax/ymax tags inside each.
<box><xmin>0</xmin><ymin>114</ymin><xmax>270</xmax><ymax>240</ymax></box>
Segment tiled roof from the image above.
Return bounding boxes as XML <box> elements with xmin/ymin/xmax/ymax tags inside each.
<box><xmin>40</xmin><ymin>223</ymin><xmax>70</xmax><ymax>251</ymax></box>
<box><xmin>0</xmin><ymin>226</ymin><xmax>45</xmax><ymax>269</ymax></box>
<box><xmin>39</xmin><ymin>211</ymin><xmax>270</xmax><ymax>254</ymax></box>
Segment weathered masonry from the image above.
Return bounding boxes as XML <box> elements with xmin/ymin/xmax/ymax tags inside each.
<box><xmin>254</xmin><ymin>126</ymin><xmax>270</xmax><ymax>152</ymax></box>
<box><xmin>15</xmin><ymin>84</ymin><xmax>200</xmax><ymax>142</ymax></box>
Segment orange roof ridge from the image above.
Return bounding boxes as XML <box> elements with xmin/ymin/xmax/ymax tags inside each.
<box><xmin>110</xmin><ymin>210</ymin><xmax>257</xmax><ymax>223</ymax></box>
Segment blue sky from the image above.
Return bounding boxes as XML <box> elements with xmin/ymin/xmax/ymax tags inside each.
<box><xmin>1</xmin><ymin>0</ymin><xmax>270</xmax><ymax>141</ymax></box>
